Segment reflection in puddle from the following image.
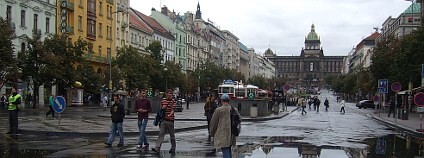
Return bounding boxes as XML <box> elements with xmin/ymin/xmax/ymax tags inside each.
<box><xmin>237</xmin><ymin>135</ymin><xmax>424</xmax><ymax>158</ymax></box>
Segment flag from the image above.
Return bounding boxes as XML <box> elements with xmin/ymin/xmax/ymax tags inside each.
<box><xmin>408</xmin><ymin>17</ymin><xmax>413</xmax><ymax>22</ymax></box>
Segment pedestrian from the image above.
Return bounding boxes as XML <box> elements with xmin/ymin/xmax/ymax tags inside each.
<box><xmin>340</xmin><ymin>99</ymin><xmax>345</xmax><ymax>114</ymax></box>
<box><xmin>210</xmin><ymin>93</ymin><xmax>240</xmax><ymax>158</ymax></box>
<box><xmin>388</xmin><ymin>98</ymin><xmax>395</xmax><ymax>118</ymax></box>
<box><xmin>204</xmin><ymin>95</ymin><xmax>218</xmax><ymax>140</ymax></box>
<box><xmin>301</xmin><ymin>98</ymin><xmax>307</xmax><ymax>115</ymax></box>
<box><xmin>7</xmin><ymin>87</ymin><xmax>21</xmax><ymax>134</ymax></box>
<box><xmin>46</xmin><ymin>94</ymin><xmax>55</xmax><ymax>118</ymax></box>
<box><xmin>152</xmin><ymin>89</ymin><xmax>176</xmax><ymax>154</ymax></box>
<box><xmin>102</xmin><ymin>94</ymin><xmax>108</xmax><ymax>109</ymax></box>
<box><xmin>324</xmin><ymin>98</ymin><xmax>329</xmax><ymax>111</ymax></box>
<box><xmin>307</xmin><ymin>97</ymin><xmax>312</xmax><ymax>110</ymax></box>
<box><xmin>0</xmin><ymin>93</ymin><xmax>7</xmax><ymax>111</ymax></box>
<box><xmin>105</xmin><ymin>95</ymin><xmax>125</xmax><ymax>147</ymax></box>
<box><xmin>135</xmin><ymin>89</ymin><xmax>152</xmax><ymax>149</ymax></box>
<box><xmin>315</xmin><ymin>97</ymin><xmax>321</xmax><ymax>112</ymax></box>
<box><xmin>186</xmin><ymin>94</ymin><xmax>190</xmax><ymax>109</ymax></box>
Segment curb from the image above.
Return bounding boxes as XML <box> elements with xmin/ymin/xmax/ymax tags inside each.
<box><xmin>366</xmin><ymin>114</ymin><xmax>424</xmax><ymax>137</ymax></box>
<box><xmin>16</xmin><ymin>107</ymin><xmax>298</xmax><ymax>137</ymax></box>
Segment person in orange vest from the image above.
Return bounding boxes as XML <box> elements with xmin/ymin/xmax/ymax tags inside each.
<box><xmin>7</xmin><ymin>87</ymin><xmax>21</xmax><ymax>134</ymax></box>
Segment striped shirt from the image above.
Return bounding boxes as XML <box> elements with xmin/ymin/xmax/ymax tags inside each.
<box><xmin>161</xmin><ymin>98</ymin><xmax>176</xmax><ymax>121</ymax></box>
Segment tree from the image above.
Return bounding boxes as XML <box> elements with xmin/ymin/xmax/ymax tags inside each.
<box><xmin>248</xmin><ymin>75</ymin><xmax>267</xmax><ymax>89</ymax></box>
<box><xmin>146</xmin><ymin>40</ymin><xmax>163</xmax><ymax>64</ymax></box>
<box><xmin>75</xmin><ymin>61</ymin><xmax>101</xmax><ymax>94</ymax></box>
<box><xmin>0</xmin><ymin>18</ymin><xmax>16</xmax><ymax>89</ymax></box>
<box><xmin>114</xmin><ymin>46</ymin><xmax>151</xmax><ymax>91</ymax></box>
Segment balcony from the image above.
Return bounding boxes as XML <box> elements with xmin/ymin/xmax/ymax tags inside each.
<box><xmin>84</xmin><ymin>53</ymin><xmax>109</xmax><ymax>64</ymax></box>
<box><xmin>106</xmin><ymin>0</ymin><xmax>113</xmax><ymax>5</ymax></box>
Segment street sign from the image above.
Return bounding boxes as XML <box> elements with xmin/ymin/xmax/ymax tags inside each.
<box><xmin>373</xmin><ymin>95</ymin><xmax>380</xmax><ymax>102</ymax></box>
<box><xmin>377</xmin><ymin>79</ymin><xmax>388</xmax><ymax>94</ymax></box>
<box><xmin>391</xmin><ymin>82</ymin><xmax>401</xmax><ymax>93</ymax></box>
<box><xmin>247</xmin><ymin>92</ymin><xmax>255</xmax><ymax>100</ymax></box>
<box><xmin>147</xmin><ymin>89</ymin><xmax>153</xmax><ymax>98</ymax></box>
<box><xmin>375</xmin><ymin>138</ymin><xmax>386</xmax><ymax>155</ymax></box>
<box><xmin>53</xmin><ymin>96</ymin><xmax>66</xmax><ymax>113</ymax></box>
<box><xmin>283</xmin><ymin>84</ymin><xmax>291</xmax><ymax>91</ymax></box>
<box><xmin>414</xmin><ymin>92</ymin><xmax>424</xmax><ymax>107</ymax></box>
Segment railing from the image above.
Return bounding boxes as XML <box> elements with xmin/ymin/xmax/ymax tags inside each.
<box><xmin>106</xmin><ymin>0</ymin><xmax>113</xmax><ymax>5</ymax></box>
<box><xmin>63</xmin><ymin>0</ymin><xmax>74</xmax><ymax>10</ymax></box>
<box><xmin>66</xmin><ymin>26</ymin><xmax>74</xmax><ymax>33</ymax></box>
<box><xmin>84</xmin><ymin>54</ymin><xmax>109</xmax><ymax>64</ymax></box>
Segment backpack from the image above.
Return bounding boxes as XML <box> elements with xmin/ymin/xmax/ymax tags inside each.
<box><xmin>153</xmin><ymin>108</ymin><xmax>165</xmax><ymax>126</ymax></box>
<box><xmin>230</xmin><ymin>106</ymin><xmax>241</xmax><ymax>136</ymax></box>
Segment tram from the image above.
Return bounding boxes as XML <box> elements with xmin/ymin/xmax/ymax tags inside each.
<box><xmin>218</xmin><ymin>80</ymin><xmax>259</xmax><ymax>99</ymax></box>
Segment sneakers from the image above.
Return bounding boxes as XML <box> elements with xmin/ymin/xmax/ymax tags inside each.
<box><xmin>169</xmin><ymin>149</ymin><xmax>175</xmax><ymax>154</ymax></box>
<box><xmin>137</xmin><ymin>144</ymin><xmax>149</xmax><ymax>150</ymax></box>
<box><xmin>151</xmin><ymin>147</ymin><xmax>160</xmax><ymax>153</ymax></box>
<box><xmin>104</xmin><ymin>143</ymin><xmax>112</xmax><ymax>147</ymax></box>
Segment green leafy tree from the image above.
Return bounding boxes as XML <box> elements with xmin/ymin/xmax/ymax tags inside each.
<box><xmin>114</xmin><ymin>46</ymin><xmax>151</xmax><ymax>91</ymax></box>
<box><xmin>146</xmin><ymin>40</ymin><xmax>163</xmax><ymax>64</ymax></box>
<box><xmin>248</xmin><ymin>75</ymin><xmax>267</xmax><ymax>89</ymax></box>
<box><xmin>0</xmin><ymin>18</ymin><xmax>16</xmax><ymax>89</ymax></box>
<box><xmin>75</xmin><ymin>61</ymin><xmax>101</xmax><ymax>94</ymax></box>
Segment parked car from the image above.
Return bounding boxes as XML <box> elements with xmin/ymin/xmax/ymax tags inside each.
<box><xmin>356</xmin><ymin>100</ymin><xmax>375</xmax><ymax>109</ymax></box>
<box><xmin>175</xmin><ymin>98</ymin><xmax>185</xmax><ymax>112</ymax></box>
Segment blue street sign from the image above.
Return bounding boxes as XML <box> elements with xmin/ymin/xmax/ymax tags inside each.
<box><xmin>377</xmin><ymin>79</ymin><xmax>388</xmax><ymax>94</ymax></box>
<box><xmin>53</xmin><ymin>96</ymin><xmax>66</xmax><ymax>113</ymax></box>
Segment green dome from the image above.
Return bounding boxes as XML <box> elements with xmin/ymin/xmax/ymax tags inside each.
<box><xmin>306</xmin><ymin>24</ymin><xmax>319</xmax><ymax>41</ymax></box>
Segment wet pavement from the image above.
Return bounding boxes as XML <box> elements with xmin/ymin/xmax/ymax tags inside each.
<box><xmin>0</xmin><ymin>90</ymin><xmax>423</xmax><ymax>157</ymax></box>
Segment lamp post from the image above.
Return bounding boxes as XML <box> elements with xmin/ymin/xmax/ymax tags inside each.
<box><xmin>164</xmin><ymin>67</ymin><xmax>168</xmax><ymax>90</ymax></box>
<box><xmin>108</xmin><ymin>10</ymin><xmax>124</xmax><ymax>106</ymax></box>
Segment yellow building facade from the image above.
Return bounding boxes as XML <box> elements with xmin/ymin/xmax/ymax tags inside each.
<box><xmin>57</xmin><ymin>0</ymin><xmax>116</xmax><ymax>75</ymax></box>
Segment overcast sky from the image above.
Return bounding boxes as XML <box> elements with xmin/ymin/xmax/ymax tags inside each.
<box><xmin>131</xmin><ymin>0</ymin><xmax>413</xmax><ymax>56</ymax></box>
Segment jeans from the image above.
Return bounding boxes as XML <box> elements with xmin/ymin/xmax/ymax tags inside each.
<box><xmin>221</xmin><ymin>146</ymin><xmax>232</xmax><ymax>158</ymax></box>
<box><xmin>106</xmin><ymin>122</ymin><xmax>124</xmax><ymax>145</ymax></box>
<box><xmin>8</xmin><ymin>110</ymin><xmax>18</xmax><ymax>133</ymax></box>
<box><xmin>46</xmin><ymin>106</ymin><xmax>55</xmax><ymax>117</ymax></box>
<box><xmin>340</xmin><ymin>107</ymin><xmax>345</xmax><ymax>114</ymax></box>
<box><xmin>301</xmin><ymin>107</ymin><xmax>307</xmax><ymax>115</ymax></box>
<box><xmin>138</xmin><ymin>119</ymin><xmax>148</xmax><ymax>145</ymax></box>
<box><xmin>155</xmin><ymin>120</ymin><xmax>176</xmax><ymax>150</ymax></box>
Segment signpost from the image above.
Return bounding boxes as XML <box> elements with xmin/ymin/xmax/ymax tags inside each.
<box><xmin>377</xmin><ymin>79</ymin><xmax>388</xmax><ymax>116</ymax></box>
<box><xmin>391</xmin><ymin>82</ymin><xmax>401</xmax><ymax>122</ymax></box>
<box><xmin>414</xmin><ymin>92</ymin><xmax>424</xmax><ymax>132</ymax></box>
<box><xmin>373</xmin><ymin>95</ymin><xmax>380</xmax><ymax>115</ymax></box>
<box><xmin>147</xmin><ymin>88</ymin><xmax>153</xmax><ymax>98</ymax></box>
<box><xmin>53</xmin><ymin>96</ymin><xmax>66</xmax><ymax>126</ymax></box>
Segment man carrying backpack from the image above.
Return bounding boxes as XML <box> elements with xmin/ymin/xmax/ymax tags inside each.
<box><xmin>210</xmin><ymin>93</ymin><xmax>241</xmax><ymax>158</ymax></box>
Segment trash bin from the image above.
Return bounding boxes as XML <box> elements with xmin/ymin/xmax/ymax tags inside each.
<box><xmin>250</xmin><ymin>104</ymin><xmax>258</xmax><ymax>118</ymax></box>
<box><xmin>401</xmin><ymin>110</ymin><xmax>408</xmax><ymax>120</ymax></box>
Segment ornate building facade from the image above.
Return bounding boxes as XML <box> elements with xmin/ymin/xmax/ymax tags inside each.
<box><xmin>264</xmin><ymin>24</ymin><xmax>345</xmax><ymax>89</ymax></box>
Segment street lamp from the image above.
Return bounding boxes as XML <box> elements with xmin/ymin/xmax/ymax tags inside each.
<box><xmin>164</xmin><ymin>67</ymin><xmax>168</xmax><ymax>90</ymax></box>
<box><xmin>108</xmin><ymin>10</ymin><xmax>124</xmax><ymax>105</ymax></box>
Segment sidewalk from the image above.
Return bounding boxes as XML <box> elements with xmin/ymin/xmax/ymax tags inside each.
<box><xmin>0</xmin><ymin>103</ymin><xmax>298</xmax><ymax>137</ymax></box>
<box><xmin>367</xmin><ymin>111</ymin><xmax>424</xmax><ymax>137</ymax></box>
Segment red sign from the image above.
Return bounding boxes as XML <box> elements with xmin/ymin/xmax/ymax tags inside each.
<box><xmin>283</xmin><ymin>84</ymin><xmax>291</xmax><ymax>91</ymax></box>
<box><xmin>414</xmin><ymin>92</ymin><xmax>424</xmax><ymax>107</ymax></box>
<box><xmin>373</xmin><ymin>95</ymin><xmax>380</xmax><ymax>102</ymax></box>
<box><xmin>391</xmin><ymin>82</ymin><xmax>402</xmax><ymax>93</ymax></box>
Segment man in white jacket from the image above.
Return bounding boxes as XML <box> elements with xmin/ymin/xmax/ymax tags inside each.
<box><xmin>340</xmin><ymin>99</ymin><xmax>345</xmax><ymax>114</ymax></box>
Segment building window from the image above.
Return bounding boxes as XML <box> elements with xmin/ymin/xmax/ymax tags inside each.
<box><xmin>88</xmin><ymin>0</ymin><xmax>96</xmax><ymax>13</ymax></box>
<box><xmin>98</xmin><ymin>23</ymin><xmax>102</xmax><ymax>37</ymax></box>
<box><xmin>107</xmin><ymin>5</ymin><xmax>110</xmax><ymax>19</ymax></box>
<box><xmin>109</xmin><ymin>25</ymin><xmax>112</xmax><ymax>39</ymax></box>
<box><xmin>33</xmin><ymin>14</ymin><xmax>38</xmax><ymax>31</ymax></box>
<box><xmin>7</xmin><ymin>5</ymin><xmax>12</xmax><ymax>22</ymax></box>
<box><xmin>87</xmin><ymin>19</ymin><xmax>96</xmax><ymax>37</ymax></box>
<box><xmin>45</xmin><ymin>18</ymin><xmax>50</xmax><ymax>33</ymax></box>
<box><xmin>106</xmin><ymin>26</ymin><xmax>109</xmax><ymax>39</ymax></box>
<box><xmin>99</xmin><ymin>2</ymin><xmax>103</xmax><ymax>16</ymax></box>
<box><xmin>107</xmin><ymin>48</ymin><xmax>111</xmax><ymax>59</ymax></box>
<box><xmin>78</xmin><ymin>16</ymin><xmax>82</xmax><ymax>31</ymax></box>
<box><xmin>20</xmin><ymin>10</ymin><xmax>25</xmax><ymax>27</ymax></box>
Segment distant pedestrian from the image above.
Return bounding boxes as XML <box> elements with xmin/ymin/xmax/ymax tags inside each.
<box><xmin>301</xmin><ymin>98</ymin><xmax>307</xmax><ymax>115</ymax></box>
<box><xmin>7</xmin><ymin>87</ymin><xmax>21</xmax><ymax>134</ymax></box>
<box><xmin>324</xmin><ymin>98</ymin><xmax>329</xmax><ymax>111</ymax></box>
<box><xmin>152</xmin><ymin>89</ymin><xmax>177</xmax><ymax>154</ymax></box>
<box><xmin>210</xmin><ymin>93</ymin><xmax>240</xmax><ymax>158</ymax></box>
<box><xmin>186</xmin><ymin>94</ymin><xmax>190</xmax><ymax>109</ymax></box>
<box><xmin>307</xmin><ymin>98</ymin><xmax>312</xmax><ymax>110</ymax></box>
<box><xmin>46</xmin><ymin>94</ymin><xmax>55</xmax><ymax>118</ymax></box>
<box><xmin>340</xmin><ymin>99</ymin><xmax>345</xmax><ymax>114</ymax></box>
<box><xmin>314</xmin><ymin>97</ymin><xmax>321</xmax><ymax>112</ymax></box>
<box><xmin>204</xmin><ymin>95</ymin><xmax>217</xmax><ymax>140</ymax></box>
<box><xmin>105</xmin><ymin>95</ymin><xmax>125</xmax><ymax>147</ymax></box>
<box><xmin>102</xmin><ymin>94</ymin><xmax>108</xmax><ymax>110</ymax></box>
<box><xmin>388</xmin><ymin>98</ymin><xmax>395</xmax><ymax>118</ymax></box>
<box><xmin>0</xmin><ymin>94</ymin><xmax>7</xmax><ymax>111</ymax></box>
<box><xmin>135</xmin><ymin>89</ymin><xmax>152</xmax><ymax>149</ymax></box>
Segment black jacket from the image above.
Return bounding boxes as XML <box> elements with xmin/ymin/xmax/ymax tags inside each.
<box><xmin>110</xmin><ymin>103</ymin><xmax>125</xmax><ymax>123</ymax></box>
